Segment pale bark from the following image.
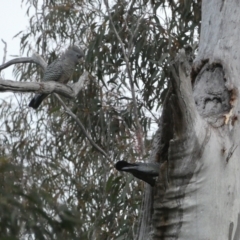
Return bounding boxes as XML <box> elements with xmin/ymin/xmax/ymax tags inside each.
<box><xmin>0</xmin><ymin>53</ymin><xmax>90</xmax><ymax>99</ymax></box>
<box><xmin>138</xmin><ymin>1</ymin><xmax>240</xmax><ymax>239</ymax></box>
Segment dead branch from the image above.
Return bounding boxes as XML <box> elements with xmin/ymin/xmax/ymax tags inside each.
<box><xmin>0</xmin><ymin>52</ymin><xmax>90</xmax><ymax>99</ymax></box>
<box><xmin>0</xmin><ymin>53</ymin><xmax>47</xmax><ymax>71</ymax></box>
<box><xmin>0</xmin><ymin>50</ymin><xmax>102</xmax><ymax>156</ymax></box>
<box><xmin>1</xmin><ymin>39</ymin><xmax>7</xmax><ymax>64</ymax></box>
<box><xmin>0</xmin><ymin>71</ymin><xmax>90</xmax><ymax>98</ymax></box>
<box><xmin>104</xmin><ymin>0</ymin><xmax>146</xmax><ymax>156</ymax></box>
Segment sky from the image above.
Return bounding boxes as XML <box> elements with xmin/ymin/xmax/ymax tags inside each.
<box><xmin>0</xmin><ymin>1</ymin><xmax>29</xmax><ymax>79</ymax></box>
<box><xmin>0</xmin><ymin>1</ymin><xmax>159</xmax><ymax>135</ymax></box>
<box><xmin>0</xmin><ymin>1</ymin><xmax>29</xmax><ymax>99</ymax></box>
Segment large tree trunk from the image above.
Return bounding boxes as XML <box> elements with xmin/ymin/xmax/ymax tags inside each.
<box><xmin>138</xmin><ymin>1</ymin><xmax>240</xmax><ymax>239</ymax></box>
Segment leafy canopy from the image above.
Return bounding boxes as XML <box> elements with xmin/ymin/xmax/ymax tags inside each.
<box><xmin>0</xmin><ymin>0</ymin><xmax>200</xmax><ymax>239</ymax></box>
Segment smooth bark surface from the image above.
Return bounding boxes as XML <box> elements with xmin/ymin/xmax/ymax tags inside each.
<box><xmin>0</xmin><ymin>54</ymin><xmax>90</xmax><ymax>99</ymax></box>
<box><xmin>138</xmin><ymin>1</ymin><xmax>240</xmax><ymax>239</ymax></box>
<box><xmin>0</xmin><ymin>72</ymin><xmax>90</xmax><ymax>98</ymax></box>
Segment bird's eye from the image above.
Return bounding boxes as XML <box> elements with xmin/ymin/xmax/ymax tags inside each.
<box><xmin>77</xmin><ymin>54</ymin><xmax>83</xmax><ymax>59</ymax></box>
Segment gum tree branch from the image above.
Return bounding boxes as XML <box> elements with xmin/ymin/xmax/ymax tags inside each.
<box><xmin>1</xmin><ymin>39</ymin><xmax>7</xmax><ymax>64</ymax></box>
<box><xmin>0</xmin><ymin>53</ymin><xmax>90</xmax><ymax>97</ymax></box>
<box><xmin>54</xmin><ymin>93</ymin><xmax>110</xmax><ymax>159</ymax></box>
<box><xmin>0</xmin><ymin>71</ymin><xmax>90</xmax><ymax>99</ymax></box>
<box><xmin>0</xmin><ymin>53</ymin><xmax>47</xmax><ymax>71</ymax></box>
<box><xmin>0</xmin><ymin>53</ymin><xmax>107</xmax><ymax>158</ymax></box>
<box><xmin>104</xmin><ymin>0</ymin><xmax>146</xmax><ymax>155</ymax></box>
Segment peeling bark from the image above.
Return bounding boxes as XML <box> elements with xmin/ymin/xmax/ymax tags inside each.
<box><xmin>138</xmin><ymin>1</ymin><xmax>240</xmax><ymax>239</ymax></box>
<box><xmin>152</xmin><ymin>48</ymin><xmax>210</xmax><ymax>239</ymax></box>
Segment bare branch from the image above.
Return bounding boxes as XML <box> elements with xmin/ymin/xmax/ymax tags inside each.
<box><xmin>0</xmin><ymin>53</ymin><xmax>47</xmax><ymax>72</ymax></box>
<box><xmin>54</xmin><ymin>93</ymin><xmax>110</xmax><ymax>159</ymax></box>
<box><xmin>1</xmin><ymin>39</ymin><xmax>7</xmax><ymax>64</ymax></box>
<box><xmin>71</xmin><ymin>71</ymin><xmax>91</xmax><ymax>96</ymax></box>
<box><xmin>0</xmin><ymin>71</ymin><xmax>90</xmax><ymax>99</ymax></box>
<box><xmin>0</xmin><ymin>48</ymin><xmax>105</xmax><ymax>159</ymax></box>
<box><xmin>104</xmin><ymin>0</ymin><xmax>145</xmax><ymax>155</ymax></box>
<box><xmin>128</xmin><ymin>6</ymin><xmax>148</xmax><ymax>55</ymax></box>
<box><xmin>0</xmin><ymin>50</ymin><xmax>100</xmax><ymax>155</ymax></box>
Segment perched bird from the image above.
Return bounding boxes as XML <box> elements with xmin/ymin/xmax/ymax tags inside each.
<box><xmin>115</xmin><ymin>160</ymin><xmax>160</xmax><ymax>186</ymax></box>
<box><xmin>29</xmin><ymin>45</ymin><xmax>84</xmax><ymax>109</ymax></box>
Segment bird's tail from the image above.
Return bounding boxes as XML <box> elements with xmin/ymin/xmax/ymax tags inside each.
<box><xmin>29</xmin><ymin>94</ymin><xmax>48</xmax><ymax>109</ymax></box>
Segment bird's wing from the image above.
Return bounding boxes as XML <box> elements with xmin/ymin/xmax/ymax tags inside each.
<box><xmin>43</xmin><ymin>60</ymin><xmax>64</xmax><ymax>82</ymax></box>
<box><xmin>121</xmin><ymin>163</ymin><xmax>159</xmax><ymax>177</ymax></box>
<box><xmin>131</xmin><ymin>171</ymin><xmax>156</xmax><ymax>186</ymax></box>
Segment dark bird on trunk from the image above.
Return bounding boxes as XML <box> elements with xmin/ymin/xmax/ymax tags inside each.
<box><xmin>29</xmin><ymin>45</ymin><xmax>84</xmax><ymax>109</ymax></box>
<box><xmin>115</xmin><ymin>160</ymin><xmax>160</xmax><ymax>186</ymax></box>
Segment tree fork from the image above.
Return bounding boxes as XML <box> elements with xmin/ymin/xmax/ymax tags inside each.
<box><xmin>0</xmin><ymin>53</ymin><xmax>91</xmax><ymax>99</ymax></box>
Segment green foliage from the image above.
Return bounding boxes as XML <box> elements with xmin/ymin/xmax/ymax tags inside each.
<box><xmin>1</xmin><ymin>0</ymin><xmax>201</xmax><ymax>239</ymax></box>
<box><xmin>0</xmin><ymin>98</ymin><xmax>143</xmax><ymax>239</ymax></box>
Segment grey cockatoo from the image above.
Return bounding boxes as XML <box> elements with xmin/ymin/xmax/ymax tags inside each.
<box><xmin>115</xmin><ymin>160</ymin><xmax>160</xmax><ymax>186</ymax></box>
<box><xmin>29</xmin><ymin>45</ymin><xmax>84</xmax><ymax>109</ymax></box>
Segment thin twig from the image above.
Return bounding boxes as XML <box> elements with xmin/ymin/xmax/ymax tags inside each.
<box><xmin>54</xmin><ymin>93</ymin><xmax>110</xmax><ymax>159</ymax></box>
<box><xmin>104</xmin><ymin>0</ymin><xmax>145</xmax><ymax>155</ymax></box>
<box><xmin>1</xmin><ymin>39</ymin><xmax>7</xmax><ymax>64</ymax></box>
<box><xmin>123</xmin><ymin>0</ymin><xmax>137</xmax><ymax>47</ymax></box>
<box><xmin>0</xmin><ymin>54</ymin><xmax>47</xmax><ymax>71</ymax></box>
<box><xmin>0</xmin><ymin>71</ymin><xmax>90</xmax><ymax>100</ymax></box>
<box><xmin>128</xmin><ymin>6</ymin><xmax>148</xmax><ymax>55</ymax></box>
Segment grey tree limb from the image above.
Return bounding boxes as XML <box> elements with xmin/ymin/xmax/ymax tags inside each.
<box><xmin>1</xmin><ymin>39</ymin><xmax>7</xmax><ymax>64</ymax></box>
<box><xmin>104</xmin><ymin>0</ymin><xmax>146</xmax><ymax>156</ymax></box>
<box><xmin>0</xmin><ymin>52</ymin><xmax>90</xmax><ymax>99</ymax></box>
<box><xmin>0</xmin><ymin>53</ymin><xmax>47</xmax><ymax>71</ymax></box>
<box><xmin>0</xmin><ymin>71</ymin><xmax>90</xmax><ymax>99</ymax></box>
<box><xmin>0</xmin><ymin>52</ymin><xmax>107</xmax><ymax>158</ymax></box>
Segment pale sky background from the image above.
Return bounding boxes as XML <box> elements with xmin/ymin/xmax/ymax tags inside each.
<box><xmin>0</xmin><ymin>1</ymin><xmax>29</xmax><ymax>99</ymax></box>
<box><xmin>0</xmin><ymin>1</ymin><xmax>159</xmax><ymax>134</ymax></box>
<box><xmin>0</xmin><ymin>2</ymin><xmax>29</xmax><ymax>78</ymax></box>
